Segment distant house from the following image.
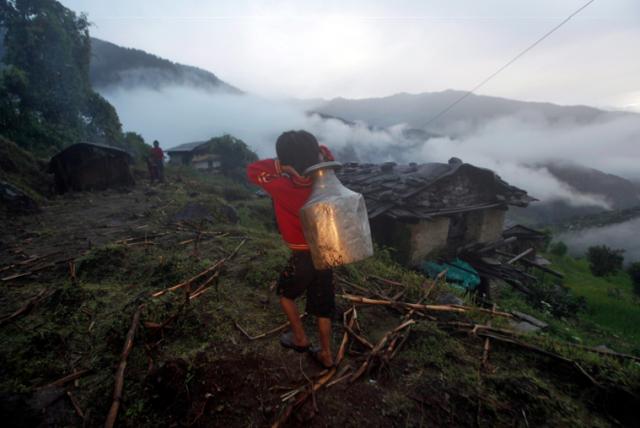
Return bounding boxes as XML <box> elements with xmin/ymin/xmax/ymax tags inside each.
<box><xmin>502</xmin><ymin>224</ymin><xmax>549</xmax><ymax>261</ymax></box>
<box><xmin>49</xmin><ymin>143</ymin><xmax>134</xmax><ymax>193</ymax></box>
<box><xmin>336</xmin><ymin>158</ymin><xmax>534</xmax><ymax>265</ymax></box>
<box><xmin>166</xmin><ymin>141</ymin><xmax>221</xmax><ymax>171</ymax></box>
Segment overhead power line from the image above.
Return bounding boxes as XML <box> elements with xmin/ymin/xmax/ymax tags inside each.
<box><xmin>423</xmin><ymin>0</ymin><xmax>596</xmax><ymax>128</ymax></box>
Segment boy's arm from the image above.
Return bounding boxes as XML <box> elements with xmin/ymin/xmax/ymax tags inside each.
<box><xmin>319</xmin><ymin>145</ymin><xmax>335</xmax><ymax>161</ymax></box>
<box><xmin>247</xmin><ymin>159</ymin><xmax>289</xmax><ymax>194</ymax></box>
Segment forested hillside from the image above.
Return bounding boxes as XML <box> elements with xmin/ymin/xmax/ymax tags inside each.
<box><xmin>0</xmin><ymin>0</ymin><xmax>148</xmax><ymax>158</ymax></box>
<box><xmin>90</xmin><ymin>38</ymin><xmax>240</xmax><ymax>93</ymax></box>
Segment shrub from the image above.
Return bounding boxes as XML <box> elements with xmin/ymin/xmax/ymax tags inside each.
<box><xmin>628</xmin><ymin>262</ymin><xmax>640</xmax><ymax>297</ymax></box>
<box><xmin>549</xmin><ymin>241</ymin><xmax>568</xmax><ymax>257</ymax></box>
<box><xmin>586</xmin><ymin>245</ymin><xmax>624</xmax><ymax>277</ymax></box>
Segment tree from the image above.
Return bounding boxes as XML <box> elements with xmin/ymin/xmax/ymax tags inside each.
<box><xmin>206</xmin><ymin>135</ymin><xmax>258</xmax><ymax>179</ymax></box>
<box><xmin>549</xmin><ymin>241</ymin><xmax>568</xmax><ymax>257</ymax></box>
<box><xmin>628</xmin><ymin>262</ymin><xmax>640</xmax><ymax>298</ymax></box>
<box><xmin>586</xmin><ymin>245</ymin><xmax>624</xmax><ymax>277</ymax></box>
<box><xmin>0</xmin><ymin>0</ymin><xmax>125</xmax><ymax>154</ymax></box>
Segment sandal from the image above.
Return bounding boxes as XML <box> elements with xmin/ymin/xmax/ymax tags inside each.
<box><xmin>280</xmin><ymin>331</ymin><xmax>311</xmax><ymax>353</ymax></box>
<box><xmin>308</xmin><ymin>346</ymin><xmax>335</xmax><ymax>369</ymax></box>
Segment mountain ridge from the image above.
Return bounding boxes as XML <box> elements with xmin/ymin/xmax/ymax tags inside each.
<box><xmin>315</xmin><ymin>90</ymin><xmax>635</xmax><ymax>132</ymax></box>
<box><xmin>90</xmin><ymin>38</ymin><xmax>241</xmax><ymax>93</ymax></box>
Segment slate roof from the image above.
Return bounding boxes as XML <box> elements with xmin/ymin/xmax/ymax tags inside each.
<box><xmin>503</xmin><ymin>224</ymin><xmax>547</xmax><ymax>238</ymax></box>
<box><xmin>336</xmin><ymin>157</ymin><xmax>534</xmax><ymax>220</ymax></box>
<box><xmin>166</xmin><ymin>141</ymin><xmax>208</xmax><ymax>153</ymax></box>
<box><xmin>50</xmin><ymin>142</ymin><xmax>132</xmax><ymax>164</ymax></box>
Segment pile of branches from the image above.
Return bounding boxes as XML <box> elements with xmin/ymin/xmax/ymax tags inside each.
<box><xmin>261</xmin><ymin>272</ymin><xmax>639</xmax><ymax>427</ymax></box>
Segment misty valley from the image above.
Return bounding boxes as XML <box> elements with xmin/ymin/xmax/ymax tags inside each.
<box><xmin>1</xmin><ymin>1</ymin><xmax>639</xmax><ymax>428</ymax></box>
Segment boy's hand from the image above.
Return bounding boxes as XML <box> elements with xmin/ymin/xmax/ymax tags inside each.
<box><xmin>319</xmin><ymin>145</ymin><xmax>335</xmax><ymax>162</ymax></box>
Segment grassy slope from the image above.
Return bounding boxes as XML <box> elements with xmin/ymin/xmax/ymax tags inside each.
<box><xmin>0</xmin><ymin>135</ymin><xmax>50</xmax><ymax>201</ymax></box>
<box><xmin>0</xmin><ymin>167</ymin><xmax>639</xmax><ymax>427</ymax></box>
<box><xmin>550</xmin><ymin>255</ymin><xmax>640</xmax><ymax>348</ymax></box>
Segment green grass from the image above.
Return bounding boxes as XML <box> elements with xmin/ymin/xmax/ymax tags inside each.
<box><xmin>550</xmin><ymin>254</ymin><xmax>640</xmax><ymax>347</ymax></box>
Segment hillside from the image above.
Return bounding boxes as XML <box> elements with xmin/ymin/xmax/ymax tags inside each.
<box><xmin>90</xmin><ymin>38</ymin><xmax>241</xmax><ymax>93</ymax></box>
<box><xmin>508</xmin><ymin>164</ymin><xmax>640</xmax><ymax>226</ymax></box>
<box><xmin>544</xmin><ymin>163</ymin><xmax>640</xmax><ymax>210</ymax></box>
<box><xmin>315</xmin><ymin>91</ymin><xmax>631</xmax><ymax>132</ymax></box>
<box><xmin>1</xmin><ymin>166</ymin><xmax>639</xmax><ymax>427</ymax></box>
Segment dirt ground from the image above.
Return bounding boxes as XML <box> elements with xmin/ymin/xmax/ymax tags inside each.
<box><xmin>1</xmin><ymin>174</ymin><xmax>639</xmax><ymax>427</ymax></box>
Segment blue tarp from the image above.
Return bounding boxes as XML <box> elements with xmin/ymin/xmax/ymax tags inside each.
<box><xmin>421</xmin><ymin>258</ymin><xmax>480</xmax><ymax>291</ymax></box>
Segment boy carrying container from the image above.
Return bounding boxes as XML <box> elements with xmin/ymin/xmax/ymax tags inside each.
<box><xmin>247</xmin><ymin>130</ymin><xmax>335</xmax><ymax>368</ymax></box>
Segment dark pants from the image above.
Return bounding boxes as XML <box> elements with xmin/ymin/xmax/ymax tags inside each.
<box><xmin>277</xmin><ymin>251</ymin><xmax>334</xmax><ymax>318</ymax></box>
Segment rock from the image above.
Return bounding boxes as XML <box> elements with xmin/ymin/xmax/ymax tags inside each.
<box><xmin>0</xmin><ymin>181</ymin><xmax>40</xmax><ymax>214</ymax></box>
<box><xmin>511</xmin><ymin>310</ymin><xmax>549</xmax><ymax>329</ymax></box>
<box><xmin>508</xmin><ymin>320</ymin><xmax>542</xmax><ymax>334</ymax></box>
<box><xmin>435</xmin><ymin>292</ymin><xmax>464</xmax><ymax>306</ymax></box>
<box><xmin>595</xmin><ymin>344</ymin><xmax>614</xmax><ymax>353</ymax></box>
<box><xmin>171</xmin><ymin>202</ymin><xmax>214</xmax><ymax>223</ymax></box>
<box><xmin>218</xmin><ymin>204</ymin><xmax>239</xmax><ymax>224</ymax></box>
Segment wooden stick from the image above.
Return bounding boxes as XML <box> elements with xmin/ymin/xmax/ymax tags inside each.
<box><xmin>39</xmin><ymin>368</ymin><xmax>92</xmax><ymax>389</ymax></box>
<box><xmin>475</xmin><ymin>331</ymin><xmax>600</xmax><ymax>386</ymax></box>
<box><xmin>507</xmin><ymin>248</ymin><xmax>534</xmax><ymax>264</ymax></box>
<box><xmin>104</xmin><ymin>304</ymin><xmax>145</xmax><ymax>428</ymax></box>
<box><xmin>447</xmin><ymin>321</ymin><xmax>640</xmax><ymax>363</ymax></box>
<box><xmin>151</xmin><ymin>259</ymin><xmax>224</xmax><ymax>298</ymax></box>
<box><xmin>272</xmin><ymin>308</ymin><xmax>355</xmax><ymax>428</ymax></box>
<box><xmin>339</xmin><ymin>294</ymin><xmax>513</xmax><ymax>318</ymax></box>
<box><xmin>481</xmin><ymin>305</ymin><xmax>496</xmax><ymax>367</ymax></box>
<box><xmin>350</xmin><ymin>319</ymin><xmax>415</xmax><ymax>383</ymax></box>
<box><xmin>1</xmin><ymin>255</ymin><xmax>79</xmax><ymax>282</ymax></box>
<box><xmin>345</xmin><ymin>325</ymin><xmax>374</xmax><ymax>349</ymax></box>
<box><xmin>234</xmin><ymin>314</ymin><xmax>307</xmax><ymax>341</ymax></box>
<box><xmin>368</xmin><ymin>275</ymin><xmax>404</xmax><ymax>287</ymax></box>
<box><xmin>151</xmin><ymin>239</ymin><xmax>246</xmax><ymax>298</ymax></box>
<box><xmin>0</xmin><ymin>289</ymin><xmax>50</xmax><ymax>326</ymax></box>
<box><xmin>67</xmin><ymin>391</ymin><xmax>85</xmax><ymax>418</ymax></box>
<box><xmin>188</xmin><ymin>271</ymin><xmax>221</xmax><ymax>300</ymax></box>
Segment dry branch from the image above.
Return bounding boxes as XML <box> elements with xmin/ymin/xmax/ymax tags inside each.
<box><xmin>475</xmin><ymin>330</ymin><xmax>601</xmax><ymax>386</ymax></box>
<box><xmin>151</xmin><ymin>238</ymin><xmax>246</xmax><ymax>298</ymax></box>
<box><xmin>0</xmin><ymin>289</ymin><xmax>51</xmax><ymax>327</ymax></box>
<box><xmin>39</xmin><ymin>368</ymin><xmax>92</xmax><ymax>389</ymax></box>
<box><xmin>273</xmin><ymin>307</ymin><xmax>356</xmax><ymax>427</ymax></box>
<box><xmin>67</xmin><ymin>391</ymin><xmax>85</xmax><ymax>419</ymax></box>
<box><xmin>234</xmin><ymin>314</ymin><xmax>307</xmax><ymax>341</ymax></box>
<box><xmin>104</xmin><ymin>304</ymin><xmax>145</xmax><ymax>428</ymax></box>
<box><xmin>350</xmin><ymin>319</ymin><xmax>415</xmax><ymax>383</ymax></box>
<box><xmin>344</xmin><ymin>325</ymin><xmax>374</xmax><ymax>349</ymax></box>
<box><xmin>368</xmin><ymin>275</ymin><xmax>404</xmax><ymax>287</ymax></box>
<box><xmin>339</xmin><ymin>294</ymin><xmax>513</xmax><ymax>318</ymax></box>
<box><xmin>447</xmin><ymin>321</ymin><xmax>640</xmax><ymax>363</ymax></box>
<box><xmin>507</xmin><ymin>248</ymin><xmax>534</xmax><ymax>264</ymax></box>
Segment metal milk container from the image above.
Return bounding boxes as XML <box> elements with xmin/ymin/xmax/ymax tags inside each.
<box><xmin>300</xmin><ymin>161</ymin><xmax>374</xmax><ymax>269</ymax></box>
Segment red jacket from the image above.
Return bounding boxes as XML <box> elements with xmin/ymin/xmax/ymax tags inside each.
<box><xmin>151</xmin><ymin>147</ymin><xmax>164</xmax><ymax>161</ymax></box>
<box><xmin>247</xmin><ymin>146</ymin><xmax>333</xmax><ymax>251</ymax></box>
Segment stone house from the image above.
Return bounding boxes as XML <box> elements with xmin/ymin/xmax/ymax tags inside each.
<box><xmin>49</xmin><ymin>143</ymin><xmax>134</xmax><ymax>193</ymax></box>
<box><xmin>166</xmin><ymin>141</ymin><xmax>221</xmax><ymax>171</ymax></box>
<box><xmin>336</xmin><ymin>158</ymin><xmax>534</xmax><ymax>266</ymax></box>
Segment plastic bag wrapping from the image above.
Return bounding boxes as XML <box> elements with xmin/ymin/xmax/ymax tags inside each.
<box><xmin>300</xmin><ymin>165</ymin><xmax>374</xmax><ymax>270</ymax></box>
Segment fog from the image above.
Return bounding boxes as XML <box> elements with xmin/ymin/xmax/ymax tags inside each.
<box><xmin>557</xmin><ymin>218</ymin><xmax>640</xmax><ymax>265</ymax></box>
<box><xmin>102</xmin><ymin>86</ymin><xmax>640</xmax><ymax>208</ymax></box>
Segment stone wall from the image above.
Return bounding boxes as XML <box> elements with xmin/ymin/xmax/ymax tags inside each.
<box><xmin>407</xmin><ymin>217</ymin><xmax>451</xmax><ymax>265</ymax></box>
<box><xmin>371</xmin><ymin>208</ymin><xmax>507</xmax><ymax>266</ymax></box>
<box><xmin>464</xmin><ymin>208</ymin><xmax>506</xmax><ymax>243</ymax></box>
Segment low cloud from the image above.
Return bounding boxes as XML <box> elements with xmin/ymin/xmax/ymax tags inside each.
<box><xmin>557</xmin><ymin>218</ymin><xmax>640</xmax><ymax>265</ymax></box>
<box><xmin>102</xmin><ymin>85</ymin><xmax>639</xmax><ymax>209</ymax></box>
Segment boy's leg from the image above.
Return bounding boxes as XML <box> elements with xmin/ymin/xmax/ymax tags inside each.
<box><xmin>316</xmin><ymin>317</ymin><xmax>333</xmax><ymax>366</ymax></box>
<box><xmin>307</xmin><ymin>267</ymin><xmax>335</xmax><ymax>366</ymax></box>
<box><xmin>278</xmin><ymin>251</ymin><xmax>314</xmax><ymax>347</ymax></box>
<box><xmin>280</xmin><ymin>297</ymin><xmax>309</xmax><ymax>347</ymax></box>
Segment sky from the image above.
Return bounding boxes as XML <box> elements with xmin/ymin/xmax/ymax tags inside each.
<box><xmin>61</xmin><ymin>0</ymin><xmax>640</xmax><ymax>110</ymax></box>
